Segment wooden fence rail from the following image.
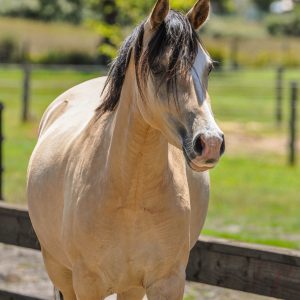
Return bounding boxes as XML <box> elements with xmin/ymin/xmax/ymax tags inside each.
<box><xmin>1</xmin><ymin>202</ymin><xmax>300</xmax><ymax>299</ymax></box>
<box><xmin>0</xmin><ymin>290</ymin><xmax>44</xmax><ymax>300</ymax></box>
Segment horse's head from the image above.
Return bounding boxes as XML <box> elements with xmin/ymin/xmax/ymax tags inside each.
<box><xmin>98</xmin><ymin>0</ymin><xmax>224</xmax><ymax>172</ymax></box>
<box><xmin>135</xmin><ymin>0</ymin><xmax>224</xmax><ymax>172</ymax></box>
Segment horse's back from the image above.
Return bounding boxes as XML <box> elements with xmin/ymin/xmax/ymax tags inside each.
<box><xmin>38</xmin><ymin>76</ymin><xmax>106</xmax><ymax>138</ymax></box>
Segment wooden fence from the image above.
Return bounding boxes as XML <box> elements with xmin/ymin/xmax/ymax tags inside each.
<box><xmin>0</xmin><ymin>202</ymin><xmax>300</xmax><ymax>299</ymax></box>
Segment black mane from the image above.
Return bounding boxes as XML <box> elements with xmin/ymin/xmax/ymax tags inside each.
<box><xmin>96</xmin><ymin>10</ymin><xmax>199</xmax><ymax>116</ymax></box>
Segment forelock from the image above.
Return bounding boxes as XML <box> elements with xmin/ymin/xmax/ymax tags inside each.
<box><xmin>96</xmin><ymin>10</ymin><xmax>203</xmax><ymax>117</ymax></box>
<box><xmin>138</xmin><ymin>10</ymin><xmax>200</xmax><ymax>102</ymax></box>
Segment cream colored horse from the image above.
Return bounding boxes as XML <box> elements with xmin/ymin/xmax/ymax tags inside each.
<box><xmin>27</xmin><ymin>0</ymin><xmax>224</xmax><ymax>299</ymax></box>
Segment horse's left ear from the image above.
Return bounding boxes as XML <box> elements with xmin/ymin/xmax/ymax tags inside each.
<box><xmin>187</xmin><ymin>0</ymin><xmax>210</xmax><ymax>30</ymax></box>
<box><xmin>148</xmin><ymin>0</ymin><xmax>170</xmax><ymax>30</ymax></box>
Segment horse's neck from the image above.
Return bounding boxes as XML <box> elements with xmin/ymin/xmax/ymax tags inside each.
<box><xmin>105</xmin><ymin>75</ymin><xmax>169</xmax><ymax>200</ymax></box>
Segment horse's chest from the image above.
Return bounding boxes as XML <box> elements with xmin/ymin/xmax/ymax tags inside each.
<box><xmin>73</xmin><ymin>192</ymin><xmax>190</xmax><ymax>284</ymax></box>
<box><xmin>79</xmin><ymin>193</ymin><xmax>190</xmax><ymax>250</ymax></box>
<box><xmin>70</xmin><ymin>162</ymin><xmax>190</xmax><ymax>285</ymax></box>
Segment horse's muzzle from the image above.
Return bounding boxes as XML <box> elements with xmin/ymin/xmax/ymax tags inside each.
<box><xmin>183</xmin><ymin>133</ymin><xmax>225</xmax><ymax>172</ymax></box>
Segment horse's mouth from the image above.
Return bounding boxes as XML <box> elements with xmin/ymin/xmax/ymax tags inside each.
<box><xmin>183</xmin><ymin>147</ymin><xmax>215</xmax><ymax>172</ymax></box>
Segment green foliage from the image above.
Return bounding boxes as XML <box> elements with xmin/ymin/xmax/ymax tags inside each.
<box><xmin>0</xmin><ymin>0</ymin><xmax>236</xmax><ymax>62</ymax></box>
<box><xmin>167</xmin><ymin>0</ymin><xmax>195</xmax><ymax>12</ymax></box>
<box><xmin>98</xmin><ymin>43</ymin><xmax>118</xmax><ymax>61</ymax></box>
<box><xmin>211</xmin><ymin>0</ymin><xmax>235</xmax><ymax>15</ymax></box>
<box><xmin>35</xmin><ymin>51</ymin><xmax>96</xmax><ymax>65</ymax></box>
<box><xmin>252</xmin><ymin>0</ymin><xmax>273</xmax><ymax>12</ymax></box>
<box><xmin>89</xmin><ymin>21</ymin><xmax>122</xmax><ymax>46</ymax></box>
<box><xmin>87</xmin><ymin>19</ymin><xmax>123</xmax><ymax>62</ymax></box>
<box><xmin>38</xmin><ymin>0</ymin><xmax>83</xmax><ymax>24</ymax></box>
<box><xmin>87</xmin><ymin>0</ymin><xmax>219</xmax><ymax>61</ymax></box>
<box><xmin>0</xmin><ymin>0</ymin><xmax>83</xmax><ymax>24</ymax></box>
<box><xmin>0</xmin><ymin>0</ymin><xmax>40</xmax><ymax>18</ymax></box>
<box><xmin>267</xmin><ymin>13</ymin><xmax>300</xmax><ymax>37</ymax></box>
<box><xmin>0</xmin><ymin>36</ymin><xmax>19</xmax><ymax>63</ymax></box>
<box><xmin>115</xmin><ymin>0</ymin><xmax>152</xmax><ymax>24</ymax></box>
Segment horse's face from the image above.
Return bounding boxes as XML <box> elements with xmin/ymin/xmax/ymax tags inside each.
<box><xmin>136</xmin><ymin>0</ymin><xmax>224</xmax><ymax>172</ymax></box>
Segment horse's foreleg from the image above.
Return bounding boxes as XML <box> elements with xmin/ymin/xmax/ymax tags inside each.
<box><xmin>146</xmin><ymin>269</ymin><xmax>185</xmax><ymax>300</ymax></box>
<box><xmin>117</xmin><ymin>287</ymin><xmax>145</xmax><ymax>300</ymax></box>
<box><xmin>72</xmin><ymin>262</ymin><xmax>106</xmax><ymax>300</ymax></box>
<box><xmin>41</xmin><ymin>247</ymin><xmax>76</xmax><ymax>300</ymax></box>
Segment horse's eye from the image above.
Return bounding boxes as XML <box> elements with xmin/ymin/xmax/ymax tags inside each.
<box><xmin>208</xmin><ymin>64</ymin><xmax>213</xmax><ymax>75</ymax></box>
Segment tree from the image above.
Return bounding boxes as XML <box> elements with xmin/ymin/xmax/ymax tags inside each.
<box><xmin>88</xmin><ymin>0</ymin><xmax>236</xmax><ymax>61</ymax></box>
<box><xmin>0</xmin><ymin>0</ymin><xmax>84</xmax><ymax>24</ymax></box>
<box><xmin>98</xmin><ymin>0</ymin><xmax>119</xmax><ymax>63</ymax></box>
<box><xmin>211</xmin><ymin>0</ymin><xmax>234</xmax><ymax>14</ymax></box>
<box><xmin>252</xmin><ymin>0</ymin><xmax>273</xmax><ymax>12</ymax></box>
<box><xmin>38</xmin><ymin>0</ymin><xmax>83</xmax><ymax>24</ymax></box>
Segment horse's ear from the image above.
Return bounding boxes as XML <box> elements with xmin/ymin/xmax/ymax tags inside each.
<box><xmin>187</xmin><ymin>0</ymin><xmax>210</xmax><ymax>30</ymax></box>
<box><xmin>148</xmin><ymin>0</ymin><xmax>169</xmax><ymax>30</ymax></box>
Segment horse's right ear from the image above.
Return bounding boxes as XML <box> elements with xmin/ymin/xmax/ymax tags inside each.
<box><xmin>187</xmin><ymin>0</ymin><xmax>210</xmax><ymax>30</ymax></box>
<box><xmin>147</xmin><ymin>0</ymin><xmax>169</xmax><ymax>30</ymax></box>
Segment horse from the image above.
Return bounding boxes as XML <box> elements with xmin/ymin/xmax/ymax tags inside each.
<box><xmin>27</xmin><ymin>0</ymin><xmax>224</xmax><ymax>299</ymax></box>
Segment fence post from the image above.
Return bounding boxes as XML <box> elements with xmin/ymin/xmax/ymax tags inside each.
<box><xmin>276</xmin><ymin>66</ymin><xmax>284</xmax><ymax>127</ymax></box>
<box><xmin>21</xmin><ymin>43</ymin><xmax>31</xmax><ymax>122</ymax></box>
<box><xmin>288</xmin><ymin>81</ymin><xmax>298</xmax><ymax>166</ymax></box>
<box><xmin>0</xmin><ymin>103</ymin><xmax>4</xmax><ymax>200</ymax></box>
<box><xmin>230</xmin><ymin>36</ymin><xmax>239</xmax><ymax>70</ymax></box>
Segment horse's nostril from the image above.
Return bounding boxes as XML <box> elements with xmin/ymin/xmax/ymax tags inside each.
<box><xmin>193</xmin><ymin>135</ymin><xmax>204</xmax><ymax>155</ymax></box>
<box><xmin>220</xmin><ymin>136</ymin><xmax>225</xmax><ymax>156</ymax></box>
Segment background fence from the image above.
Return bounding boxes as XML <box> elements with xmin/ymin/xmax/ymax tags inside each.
<box><xmin>0</xmin><ymin>63</ymin><xmax>299</xmax><ymax>202</ymax></box>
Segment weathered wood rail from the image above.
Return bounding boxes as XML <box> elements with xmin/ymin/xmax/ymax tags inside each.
<box><xmin>0</xmin><ymin>290</ymin><xmax>44</xmax><ymax>300</ymax></box>
<box><xmin>1</xmin><ymin>202</ymin><xmax>300</xmax><ymax>299</ymax></box>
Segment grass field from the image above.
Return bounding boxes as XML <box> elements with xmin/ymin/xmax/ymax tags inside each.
<box><xmin>0</xmin><ymin>66</ymin><xmax>103</xmax><ymax>203</ymax></box>
<box><xmin>0</xmin><ymin>17</ymin><xmax>99</xmax><ymax>56</ymax></box>
<box><xmin>0</xmin><ymin>65</ymin><xmax>299</xmax><ymax>249</ymax></box>
<box><xmin>211</xmin><ymin>68</ymin><xmax>300</xmax><ymax>124</ymax></box>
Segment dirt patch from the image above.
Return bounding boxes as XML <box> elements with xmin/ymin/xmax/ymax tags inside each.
<box><xmin>0</xmin><ymin>243</ymin><xmax>52</xmax><ymax>298</ymax></box>
<box><xmin>221</xmin><ymin>121</ymin><xmax>299</xmax><ymax>156</ymax></box>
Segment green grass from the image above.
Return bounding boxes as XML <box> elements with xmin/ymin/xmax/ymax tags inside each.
<box><xmin>0</xmin><ymin>66</ymin><xmax>103</xmax><ymax>203</ymax></box>
<box><xmin>0</xmin><ymin>66</ymin><xmax>299</xmax><ymax>250</ymax></box>
<box><xmin>206</xmin><ymin>68</ymin><xmax>300</xmax><ymax>249</ymax></box>
<box><xmin>203</xmin><ymin>154</ymin><xmax>300</xmax><ymax>249</ymax></box>
<box><xmin>210</xmin><ymin>68</ymin><xmax>300</xmax><ymax>125</ymax></box>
